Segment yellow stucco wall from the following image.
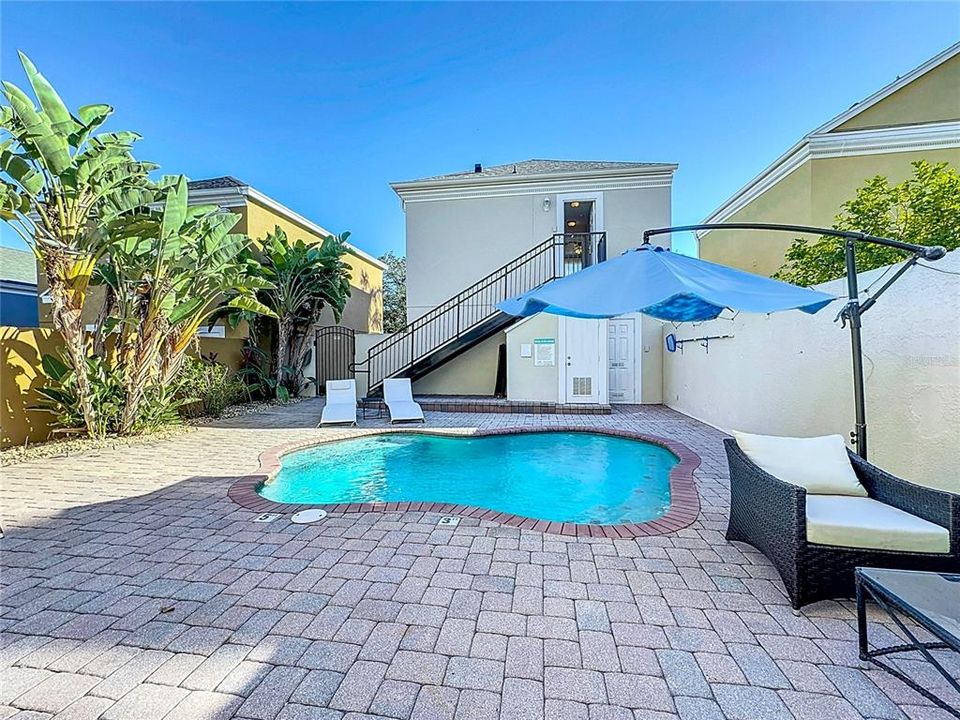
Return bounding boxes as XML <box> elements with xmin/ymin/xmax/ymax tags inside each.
<box><xmin>0</xmin><ymin>326</ymin><xmax>246</xmax><ymax>449</ymax></box>
<box><xmin>1</xmin><ymin>327</ymin><xmax>64</xmax><ymax>447</ymax></box>
<box><xmin>700</xmin><ymin>162</ymin><xmax>812</xmax><ymax>275</ymax></box>
<box><xmin>700</xmin><ymin>149</ymin><xmax>959</xmax><ymax>277</ymax></box>
<box><xmin>245</xmin><ymin>198</ymin><xmax>383</xmax><ymax>332</ymax></box>
<box><xmin>834</xmin><ymin>55</ymin><xmax>960</xmax><ymax>131</ymax></box>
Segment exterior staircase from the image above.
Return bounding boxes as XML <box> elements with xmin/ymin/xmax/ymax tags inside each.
<box><xmin>362</xmin><ymin>232</ymin><xmax>606</xmax><ymax>396</ymax></box>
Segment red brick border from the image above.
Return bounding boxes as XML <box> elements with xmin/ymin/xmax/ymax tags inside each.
<box><xmin>227</xmin><ymin>427</ymin><xmax>701</xmax><ymax>538</ymax></box>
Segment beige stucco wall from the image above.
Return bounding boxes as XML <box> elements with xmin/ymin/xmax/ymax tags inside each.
<box><xmin>401</xmin><ymin>182</ymin><xmax>672</xmax><ymax>395</ymax></box>
<box><xmin>404</xmin><ymin>185</ymin><xmax>673</xmax><ymax>322</ymax></box>
<box><xmin>505</xmin><ymin>314</ymin><xmax>561</xmax><ymax>402</ymax></box>
<box><xmin>662</xmin><ymin>250</ymin><xmax>959</xmax><ymax>492</ymax></box>
<box><xmin>354</xmin><ymin>332</ymin><xmax>392</xmax><ymax>397</ymax></box>
<box><xmin>404</xmin><ymin>195</ymin><xmax>554</xmax><ymax>321</ymax></box>
<box><xmin>700</xmin><ymin>53</ymin><xmax>959</xmax><ymax>278</ymax></box>
<box><xmin>834</xmin><ymin>54</ymin><xmax>960</xmax><ymax>131</ymax></box>
<box><xmin>699</xmin><ymin>162</ymin><xmax>812</xmax><ymax>275</ymax></box>
<box><xmin>602</xmin><ymin>186</ymin><xmax>673</xmax><ymax>257</ymax></box>
<box><xmin>700</xmin><ymin>148</ymin><xmax>959</xmax><ymax>278</ymax></box>
<box><xmin>412</xmin><ymin>331</ymin><xmax>505</xmax><ymax>396</ymax></box>
<box><xmin>640</xmin><ymin>315</ymin><xmax>664</xmax><ymax>404</ymax></box>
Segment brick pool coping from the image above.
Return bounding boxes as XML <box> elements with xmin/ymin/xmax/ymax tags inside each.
<box><xmin>227</xmin><ymin>426</ymin><xmax>701</xmax><ymax>538</ymax></box>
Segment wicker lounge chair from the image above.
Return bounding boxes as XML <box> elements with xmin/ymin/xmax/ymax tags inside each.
<box><xmin>724</xmin><ymin>436</ymin><xmax>959</xmax><ymax>609</ymax></box>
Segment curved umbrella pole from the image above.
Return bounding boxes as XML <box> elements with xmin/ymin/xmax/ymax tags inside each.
<box><xmin>641</xmin><ymin>222</ymin><xmax>948</xmax><ymax>460</ymax></box>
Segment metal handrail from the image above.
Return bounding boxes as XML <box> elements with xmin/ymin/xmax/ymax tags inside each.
<box><xmin>364</xmin><ymin>232</ymin><xmax>606</xmax><ymax>390</ymax></box>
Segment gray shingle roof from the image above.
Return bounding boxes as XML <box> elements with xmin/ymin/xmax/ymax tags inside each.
<box><xmin>187</xmin><ymin>176</ymin><xmax>247</xmax><ymax>190</ymax></box>
<box><xmin>0</xmin><ymin>247</ymin><xmax>37</xmax><ymax>284</ymax></box>
<box><xmin>403</xmin><ymin>159</ymin><xmax>668</xmax><ymax>184</ymax></box>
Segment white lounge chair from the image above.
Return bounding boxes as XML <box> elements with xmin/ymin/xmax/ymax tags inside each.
<box><xmin>383</xmin><ymin>379</ymin><xmax>425</xmax><ymax>423</ymax></box>
<box><xmin>320</xmin><ymin>379</ymin><xmax>358</xmax><ymax>426</ymax></box>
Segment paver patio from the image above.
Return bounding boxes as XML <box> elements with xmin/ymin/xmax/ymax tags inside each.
<box><xmin>1</xmin><ymin>400</ymin><xmax>956</xmax><ymax>719</ymax></box>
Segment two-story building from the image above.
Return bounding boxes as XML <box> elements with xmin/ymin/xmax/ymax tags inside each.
<box><xmin>367</xmin><ymin>159</ymin><xmax>677</xmax><ymax>407</ymax></box>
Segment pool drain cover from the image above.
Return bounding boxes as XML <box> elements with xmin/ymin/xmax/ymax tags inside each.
<box><xmin>292</xmin><ymin>509</ymin><xmax>328</xmax><ymax>524</ymax></box>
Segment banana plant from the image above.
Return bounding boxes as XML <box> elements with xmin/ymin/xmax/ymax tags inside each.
<box><xmin>1</xmin><ymin>52</ymin><xmax>158</xmax><ymax>436</ymax></box>
<box><xmin>104</xmin><ymin>176</ymin><xmax>275</xmax><ymax>433</ymax></box>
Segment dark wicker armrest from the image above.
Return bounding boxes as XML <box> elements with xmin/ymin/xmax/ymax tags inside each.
<box><xmin>724</xmin><ymin>438</ymin><xmax>807</xmax><ymax>544</ymax></box>
<box><xmin>848</xmin><ymin>451</ymin><xmax>959</xmax><ymax>551</ymax></box>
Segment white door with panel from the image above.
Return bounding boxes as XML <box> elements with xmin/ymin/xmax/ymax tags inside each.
<box><xmin>562</xmin><ymin>317</ymin><xmax>604</xmax><ymax>404</ymax></box>
<box><xmin>607</xmin><ymin>318</ymin><xmax>636</xmax><ymax>404</ymax></box>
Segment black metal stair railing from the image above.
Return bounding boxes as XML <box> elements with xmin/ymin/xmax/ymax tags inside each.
<box><xmin>365</xmin><ymin>232</ymin><xmax>606</xmax><ymax>392</ymax></box>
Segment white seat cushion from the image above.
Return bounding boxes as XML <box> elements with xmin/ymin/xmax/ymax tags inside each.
<box><xmin>734</xmin><ymin>431</ymin><xmax>867</xmax><ymax>496</ymax></box>
<box><xmin>806</xmin><ymin>496</ymin><xmax>950</xmax><ymax>554</ymax></box>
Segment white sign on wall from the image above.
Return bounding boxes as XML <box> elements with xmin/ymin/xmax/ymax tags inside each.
<box><xmin>533</xmin><ymin>337</ymin><xmax>556</xmax><ymax>366</ymax></box>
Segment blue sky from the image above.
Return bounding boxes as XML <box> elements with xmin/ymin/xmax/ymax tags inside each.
<box><xmin>2</xmin><ymin>2</ymin><xmax>957</xmax><ymax>257</ymax></box>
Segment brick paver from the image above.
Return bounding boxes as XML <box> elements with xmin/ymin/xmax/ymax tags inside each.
<box><xmin>1</xmin><ymin>399</ymin><xmax>956</xmax><ymax>718</ymax></box>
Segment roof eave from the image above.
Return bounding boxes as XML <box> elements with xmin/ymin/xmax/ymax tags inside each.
<box><xmin>391</xmin><ymin>163</ymin><xmax>679</xmax><ymax>197</ymax></box>
<box><xmin>186</xmin><ymin>184</ymin><xmax>386</xmax><ymax>271</ymax></box>
<box><xmin>698</xmin><ymin>41</ymin><xmax>960</xmax><ymax>234</ymax></box>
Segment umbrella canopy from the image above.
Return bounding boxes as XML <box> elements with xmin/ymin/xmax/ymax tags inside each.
<box><xmin>498</xmin><ymin>245</ymin><xmax>835</xmax><ymax>321</ymax></box>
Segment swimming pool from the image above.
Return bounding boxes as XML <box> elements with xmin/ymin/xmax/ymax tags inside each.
<box><xmin>259</xmin><ymin>431</ymin><xmax>679</xmax><ymax>525</ymax></box>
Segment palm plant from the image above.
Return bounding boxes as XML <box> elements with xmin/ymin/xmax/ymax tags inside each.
<box><xmin>104</xmin><ymin>176</ymin><xmax>274</xmax><ymax>433</ymax></box>
<box><xmin>1</xmin><ymin>52</ymin><xmax>159</xmax><ymax>436</ymax></box>
<box><xmin>257</xmin><ymin>226</ymin><xmax>352</xmax><ymax>398</ymax></box>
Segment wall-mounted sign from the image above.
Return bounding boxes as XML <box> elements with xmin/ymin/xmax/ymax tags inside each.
<box><xmin>533</xmin><ymin>337</ymin><xmax>556</xmax><ymax>366</ymax></box>
<box><xmin>520</xmin><ymin>343</ymin><xmax>532</xmax><ymax>358</ymax></box>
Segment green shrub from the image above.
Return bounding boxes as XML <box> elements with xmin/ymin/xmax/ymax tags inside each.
<box><xmin>34</xmin><ymin>353</ymin><xmax>125</xmax><ymax>436</ymax></box>
<box><xmin>177</xmin><ymin>357</ymin><xmax>247</xmax><ymax>419</ymax></box>
<box><xmin>35</xmin><ymin>353</ymin><xmax>186</xmax><ymax>436</ymax></box>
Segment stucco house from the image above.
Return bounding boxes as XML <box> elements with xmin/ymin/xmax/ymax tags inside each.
<box><xmin>183</xmin><ymin>177</ymin><xmax>386</xmax><ymax>373</ymax></box>
<box><xmin>698</xmin><ymin>42</ymin><xmax>960</xmax><ymax>276</ymax></box>
<box><xmin>35</xmin><ymin>176</ymin><xmax>385</xmax><ymax>370</ymax></box>
<box><xmin>364</xmin><ymin>159</ymin><xmax>677</xmax><ymax>407</ymax></box>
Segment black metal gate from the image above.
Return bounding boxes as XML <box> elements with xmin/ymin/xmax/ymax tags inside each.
<box><xmin>315</xmin><ymin>325</ymin><xmax>355</xmax><ymax>393</ymax></box>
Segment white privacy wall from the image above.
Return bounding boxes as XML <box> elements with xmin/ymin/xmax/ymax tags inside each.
<box><xmin>663</xmin><ymin>250</ymin><xmax>960</xmax><ymax>492</ymax></box>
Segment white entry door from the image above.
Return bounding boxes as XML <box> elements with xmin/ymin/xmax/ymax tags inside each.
<box><xmin>607</xmin><ymin>318</ymin><xmax>636</xmax><ymax>404</ymax></box>
<box><xmin>563</xmin><ymin>318</ymin><xmax>603</xmax><ymax>404</ymax></box>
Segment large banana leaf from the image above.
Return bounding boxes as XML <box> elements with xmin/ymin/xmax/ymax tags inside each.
<box><xmin>2</xmin><ymin>81</ymin><xmax>72</xmax><ymax>174</ymax></box>
<box><xmin>18</xmin><ymin>52</ymin><xmax>79</xmax><ymax>138</ymax></box>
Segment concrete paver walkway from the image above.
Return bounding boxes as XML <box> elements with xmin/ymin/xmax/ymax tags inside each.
<box><xmin>1</xmin><ymin>400</ymin><xmax>955</xmax><ymax>719</ymax></box>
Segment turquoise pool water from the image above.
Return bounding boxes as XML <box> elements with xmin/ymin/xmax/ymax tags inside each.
<box><xmin>260</xmin><ymin>432</ymin><xmax>677</xmax><ymax>525</ymax></box>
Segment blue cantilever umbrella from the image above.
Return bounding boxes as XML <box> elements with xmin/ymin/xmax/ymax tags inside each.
<box><xmin>498</xmin><ymin>245</ymin><xmax>835</xmax><ymax>321</ymax></box>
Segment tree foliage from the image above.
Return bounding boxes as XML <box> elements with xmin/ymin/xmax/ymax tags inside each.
<box><xmin>1</xmin><ymin>51</ymin><xmax>159</xmax><ymax>433</ymax></box>
<box><xmin>379</xmin><ymin>250</ymin><xmax>406</xmax><ymax>332</ymax></box>
<box><xmin>774</xmin><ymin>161</ymin><xmax>960</xmax><ymax>286</ymax></box>
<box><xmin>1</xmin><ymin>52</ymin><xmax>273</xmax><ymax>438</ymax></box>
<box><xmin>254</xmin><ymin>226</ymin><xmax>353</xmax><ymax>399</ymax></box>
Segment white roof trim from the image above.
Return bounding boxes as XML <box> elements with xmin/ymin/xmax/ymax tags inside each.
<box><xmin>809</xmin><ymin>120</ymin><xmax>960</xmax><ymax>158</ymax></box>
<box><xmin>392</xmin><ymin>163</ymin><xmax>678</xmax><ymax>198</ymax></box>
<box><xmin>812</xmin><ymin>42</ymin><xmax>960</xmax><ymax>136</ymax></box>
<box><xmin>187</xmin><ymin>185</ymin><xmax>387</xmax><ymax>270</ymax></box>
<box><xmin>700</xmin><ymin>43</ymin><xmax>960</xmax><ymax>235</ymax></box>
<box><xmin>393</xmin><ymin>168</ymin><xmax>677</xmax><ymax>205</ymax></box>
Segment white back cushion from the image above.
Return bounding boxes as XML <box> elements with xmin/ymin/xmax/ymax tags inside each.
<box><xmin>733</xmin><ymin>432</ymin><xmax>867</xmax><ymax>496</ymax></box>
<box><xmin>326</xmin><ymin>379</ymin><xmax>356</xmax><ymax>405</ymax></box>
